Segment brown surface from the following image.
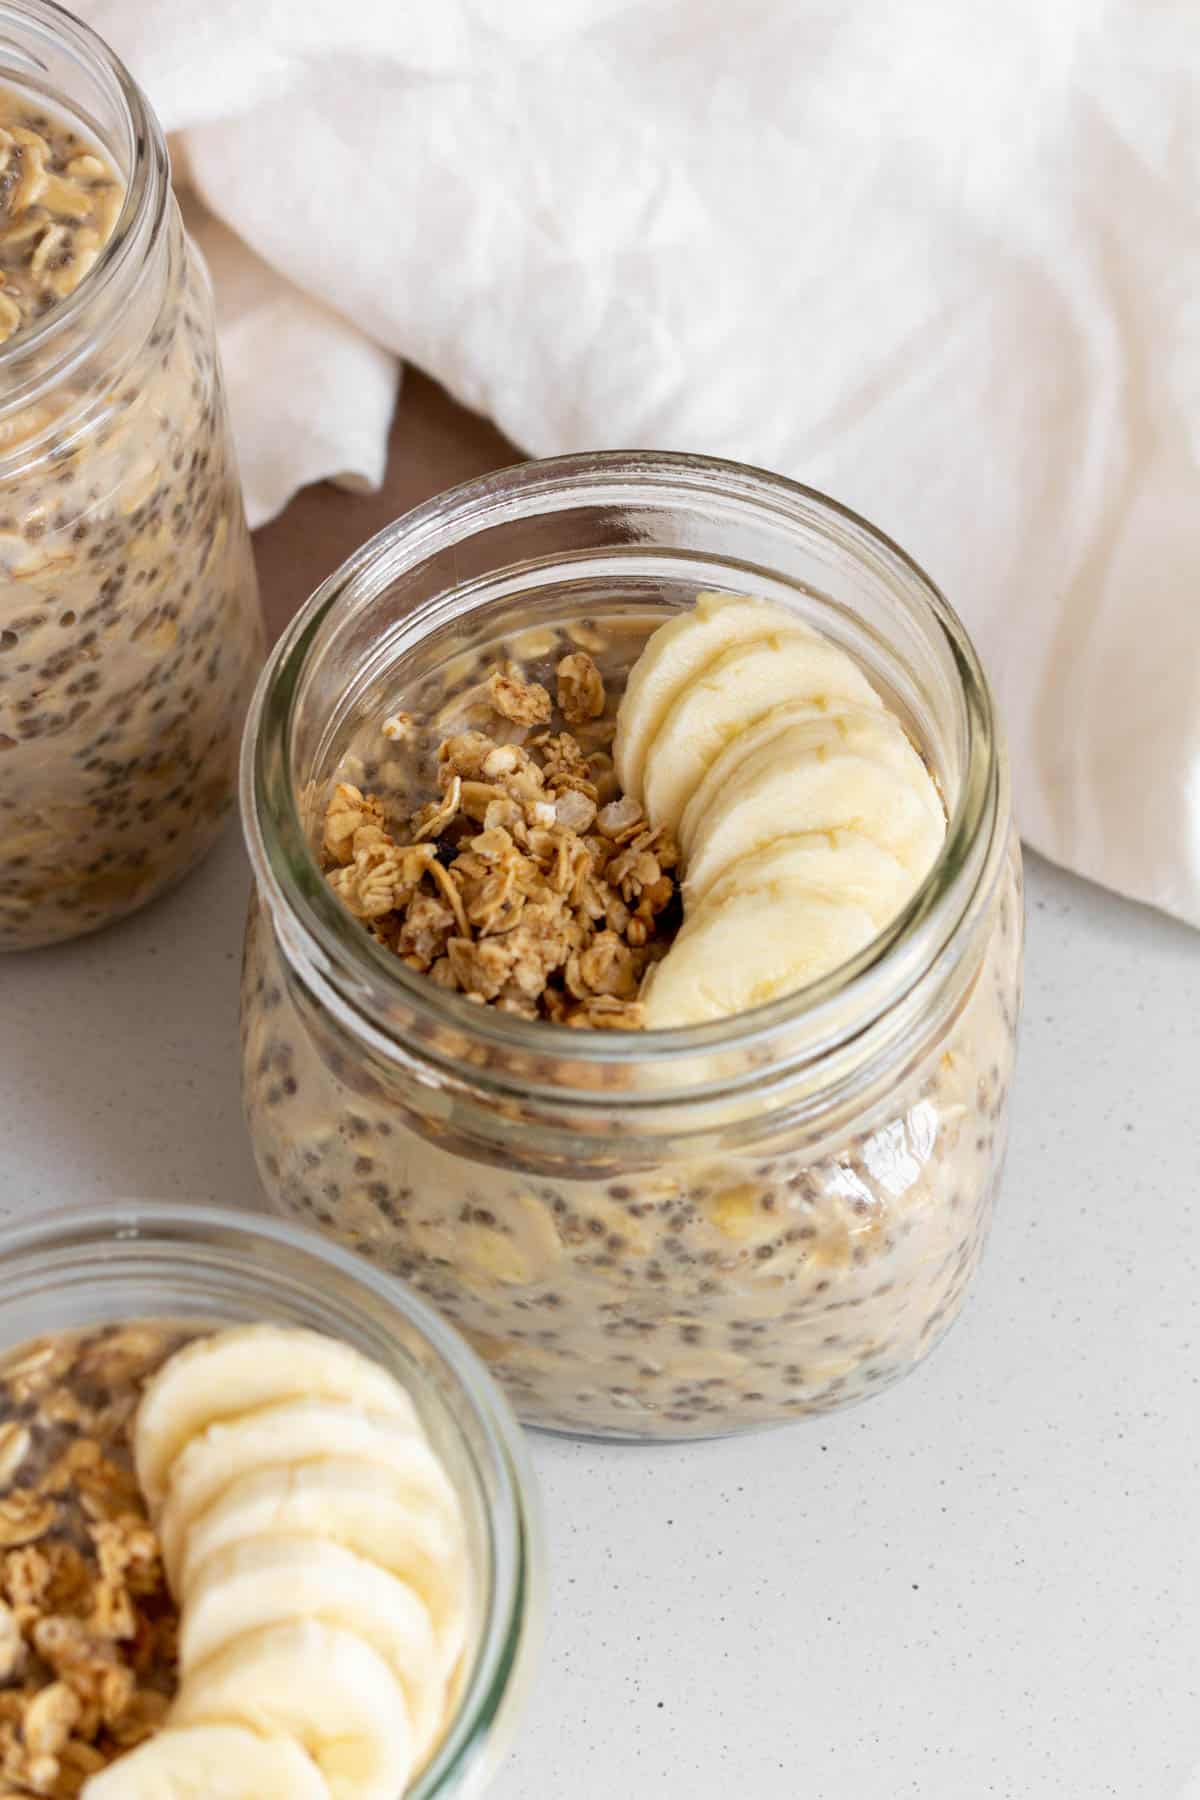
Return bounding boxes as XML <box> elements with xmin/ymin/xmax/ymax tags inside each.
<box><xmin>252</xmin><ymin>371</ymin><xmax>521</xmax><ymax>643</ymax></box>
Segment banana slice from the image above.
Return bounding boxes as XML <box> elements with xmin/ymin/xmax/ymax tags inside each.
<box><xmin>135</xmin><ymin>1326</ymin><xmax>419</xmax><ymax>1514</ymax></box>
<box><xmin>176</xmin><ymin>1459</ymin><xmax>467</xmax><ymax>1672</ymax></box>
<box><xmin>619</xmin><ymin>593</ymin><xmax>947</xmax><ymax>1026</ymax></box>
<box><xmin>170</xmin><ymin>1620</ymin><xmax>410</xmax><ymax>1800</ymax></box>
<box><xmin>699</xmin><ymin>830</ymin><xmax>919</xmax><ymax>927</ymax></box>
<box><xmin>642</xmin><ymin>884</ymin><xmax>881</xmax><ymax>1027</ymax></box>
<box><xmin>641</xmin><ymin>634</ymin><xmax>879</xmax><ymax>833</ymax></box>
<box><xmin>681</xmin><ymin>702</ymin><xmax>945</xmax><ymax>901</ymax></box>
<box><xmin>677</xmin><ymin>698</ymin><xmax>938</xmax><ymax>859</ymax></box>
<box><xmin>158</xmin><ymin>1398</ymin><xmax>456</xmax><ymax>1595</ymax></box>
<box><xmin>180</xmin><ymin>1537</ymin><xmax>446</xmax><ymax>1769</ymax></box>
<box><xmin>614</xmin><ymin>591</ymin><xmax>818</xmax><ymax>802</ymax></box>
<box><xmin>81</xmin><ymin>1723</ymin><xmax>331</xmax><ymax>1798</ymax></box>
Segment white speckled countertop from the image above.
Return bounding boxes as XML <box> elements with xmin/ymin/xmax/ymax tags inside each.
<box><xmin>2</xmin><ymin>826</ymin><xmax>1197</xmax><ymax>1799</ymax></box>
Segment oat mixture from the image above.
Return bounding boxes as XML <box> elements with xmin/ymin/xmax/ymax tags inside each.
<box><xmin>0</xmin><ymin>84</ymin><xmax>262</xmax><ymax>951</ymax></box>
<box><xmin>0</xmin><ymin>94</ymin><xmax>123</xmax><ymax>344</ymax></box>
<box><xmin>0</xmin><ymin>1326</ymin><xmax>188</xmax><ymax>1797</ymax></box>
<box><xmin>242</xmin><ymin>610</ymin><xmax>1024</xmax><ymax>1439</ymax></box>
<box><xmin>320</xmin><ymin>652</ymin><xmax>680</xmax><ymax>1028</ymax></box>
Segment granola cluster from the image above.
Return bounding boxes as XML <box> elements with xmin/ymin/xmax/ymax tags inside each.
<box><xmin>322</xmin><ymin>653</ymin><xmax>681</xmax><ymax>1028</ymax></box>
<box><xmin>0</xmin><ymin>1329</ymin><xmax>185</xmax><ymax>1798</ymax></box>
<box><xmin>0</xmin><ymin>92</ymin><xmax>124</xmax><ymax>345</ymax></box>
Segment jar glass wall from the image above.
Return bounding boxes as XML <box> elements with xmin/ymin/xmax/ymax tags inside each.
<box><xmin>0</xmin><ymin>0</ymin><xmax>262</xmax><ymax>949</ymax></box>
<box><xmin>241</xmin><ymin>453</ymin><xmax>1024</xmax><ymax>1441</ymax></box>
<box><xmin>0</xmin><ymin>1201</ymin><xmax>541</xmax><ymax>1798</ymax></box>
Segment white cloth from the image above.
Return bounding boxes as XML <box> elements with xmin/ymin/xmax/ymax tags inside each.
<box><xmin>85</xmin><ymin>0</ymin><xmax>1200</xmax><ymax>926</ymax></box>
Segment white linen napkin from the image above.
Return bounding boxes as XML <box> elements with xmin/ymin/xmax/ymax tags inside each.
<box><xmin>82</xmin><ymin>0</ymin><xmax>1200</xmax><ymax>927</ymax></box>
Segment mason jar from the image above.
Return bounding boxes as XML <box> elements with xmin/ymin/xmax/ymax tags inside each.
<box><xmin>240</xmin><ymin>452</ymin><xmax>1023</xmax><ymax>1442</ymax></box>
<box><xmin>0</xmin><ymin>1200</ymin><xmax>541</xmax><ymax>1797</ymax></box>
<box><xmin>0</xmin><ymin>0</ymin><xmax>263</xmax><ymax>949</ymax></box>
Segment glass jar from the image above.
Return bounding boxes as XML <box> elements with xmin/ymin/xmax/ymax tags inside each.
<box><xmin>240</xmin><ymin>452</ymin><xmax>1023</xmax><ymax>1442</ymax></box>
<box><xmin>0</xmin><ymin>0</ymin><xmax>263</xmax><ymax>950</ymax></box>
<box><xmin>0</xmin><ymin>1200</ymin><xmax>541</xmax><ymax>1798</ymax></box>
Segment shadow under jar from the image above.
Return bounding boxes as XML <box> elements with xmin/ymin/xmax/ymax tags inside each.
<box><xmin>240</xmin><ymin>452</ymin><xmax>1024</xmax><ymax>1442</ymax></box>
<box><xmin>0</xmin><ymin>0</ymin><xmax>262</xmax><ymax>950</ymax></box>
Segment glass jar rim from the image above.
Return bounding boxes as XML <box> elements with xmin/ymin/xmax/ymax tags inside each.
<box><xmin>0</xmin><ymin>1199</ymin><xmax>541</xmax><ymax>1800</ymax></box>
<box><xmin>242</xmin><ymin>450</ymin><xmax>1006</xmax><ymax>1100</ymax></box>
<box><xmin>0</xmin><ymin>0</ymin><xmax>169</xmax><ymax>411</ymax></box>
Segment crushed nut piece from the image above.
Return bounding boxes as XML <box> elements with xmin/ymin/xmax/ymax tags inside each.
<box><xmin>596</xmin><ymin>795</ymin><xmax>645</xmax><ymax>842</ymax></box>
<box><xmin>554</xmin><ymin>788</ymin><xmax>598</xmax><ymax>834</ymax></box>
<box><xmin>322</xmin><ymin>782</ymin><xmax>387</xmax><ymax>868</ymax></box>
<box><xmin>486</xmin><ymin>664</ymin><xmax>552</xmax><ymax>726</ymax></box>
<box><xmin>570</xmin><ymin>930</ymin><xmax>639</xmax><ymax>999</ymax></box>
<box><xmin>555</xmin><ymin>652</ymin><xmax>606</xmax><ymax>725</ymax></box>
<box><xmin>538</xmin><ymin>731</ymin><xmax>598</xmax><ymax>799</ymax></box>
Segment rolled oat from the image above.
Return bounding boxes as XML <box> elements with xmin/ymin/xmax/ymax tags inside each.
<box><xmin>0</xmin><ymin>108</ymin><xmax>123</xmax><ymax>344</ymax></box>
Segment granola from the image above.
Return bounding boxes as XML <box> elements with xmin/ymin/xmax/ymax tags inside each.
<box><xmin>486</xmin><ymin>664</ymin><xmax>552</xmax><ymax>727</ymax></box>
<box><xmin>320</xmin><ymin>654</ymin><xmax>682</xmax><ymax>1027</ymax></box>
<box><xmin>0</xmin><ymin>1327</ymin><xmax>188</xmax><ymax>1796</ymax></box>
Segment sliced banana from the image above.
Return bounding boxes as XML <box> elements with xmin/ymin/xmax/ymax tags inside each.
<box><xmin>177</xmin><ymin>1458</ymin><xmax>467</xmax><ymax>1672</ymax></box>
<box><xmin>80</xmin><ymin>1722</ymin><xmax>331</xmax><ymax>1798</ymax></box>
<box><xmin>135</xmin><ymin>1326</ymin><xmax>419</xmax><ymax>1514</ymax></box>
<box><xmin>617</xmin><ymin>590</ymin><xmax>946</xmax><ymax>1025</ymax></box>
<box><xmin>614</xmin><ymin>591</ymin><xmax>817</xmax><ymax>802</ymax></box>
<box><xmin>180</xmin><ymin>1536</ymin><xmax>446</xmax><ymax>1768</ymax></box>
<box><xmin>642</xmin><ymin>884</ymin><xmax>881</xmax><ymax>1027</ymax></box>
<box><xmin>698</xmin><ymin>830</ymin><xmax>918</xmax><ymax>928</ymax></box>
<box><xmin>681</xmin><ymin>702</ymin><xmax>945</xmax><ymax>901</ymax></box>
<box><xmin>677</xmin><ymin>698</ymin><xmax>937</xmax><ymax>858</ymax></box>
<box><xmin>157</xmin><ymin>1398</ymin><xmax>456</xmax><ymax>1595</ymax></box>
<box><xmin>170</xmin><ymin>1621</ymin><xmax>410</xmax><ymax>1800</ymax></box>
<box><xmin>641</xmin><ymin>633</ymin><xmax>879</xmax><ymax>833</ymax></box>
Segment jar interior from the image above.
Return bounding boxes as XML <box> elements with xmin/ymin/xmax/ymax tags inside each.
<box><xmin>0</xmin><ymin>4</ymin><xmax>132</xmax><ymax>181</ymax></box>
<box><xmin>0</xmin><ymin>0</ymin><xmax>162</xmax><ymax>431</ymax></box>
<box><xmin>291</xmin><ymin>520</ymin><xmax>973</xmax><ymax>861</ymax></box>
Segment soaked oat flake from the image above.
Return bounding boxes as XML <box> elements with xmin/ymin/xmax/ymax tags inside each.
<box><xmin>0</xmin><ymin>95</ymin><xmax>123</xmax><ymax>345</ymax></box>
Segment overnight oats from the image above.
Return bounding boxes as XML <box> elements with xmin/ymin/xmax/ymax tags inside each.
<box><xmin>241</xmin><ymin>453</ymin><xmax>1024</xmax><ymax>1441</ymax></box>
<box><xmin>0</xmin><ymin>1203</ymin><xmax>539</xmax><ymax>1797</ymax></box>
<box><xmin>0</xmin><ymin>4</ymin><xmax>262</xmax><ymax>950</ymax></box>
